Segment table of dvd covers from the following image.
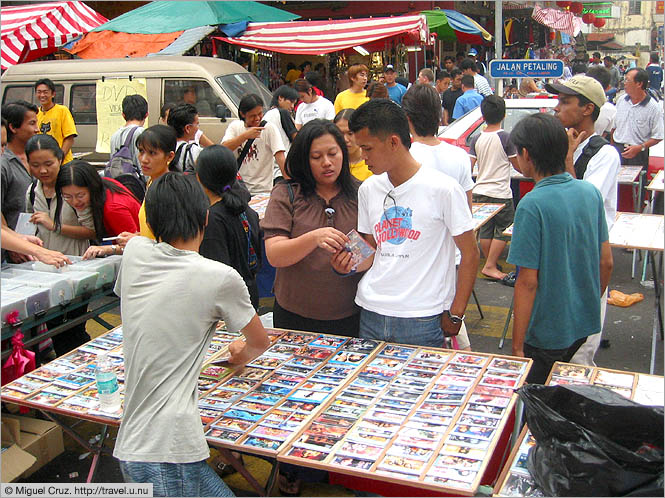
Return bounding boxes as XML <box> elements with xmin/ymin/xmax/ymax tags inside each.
<box><xmin>1</xmin><ymin>325</ymin><xmax>533</xmax><ymax>496</ymax></box>
<box><xmin>493</xmin><ymin>362</ymin><xmax>664</xmax><ymax>497</ymax></box>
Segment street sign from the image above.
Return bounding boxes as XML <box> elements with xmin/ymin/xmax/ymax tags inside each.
<box><xmin>489</xmin><ymin>59</ymin><xmax>564</xmax><ymax>79</ymax></box>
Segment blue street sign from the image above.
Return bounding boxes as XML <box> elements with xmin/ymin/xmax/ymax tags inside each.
<box><xmin>489</xmin><ymin>59</ymin><xmax>564</xmax><ymax>79</ymax></box>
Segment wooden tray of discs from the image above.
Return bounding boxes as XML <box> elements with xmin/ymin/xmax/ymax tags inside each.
<box><xmin>278</xmin><ymin>344</ymin><xmax>532</xmax><ymax>496</ymax></box>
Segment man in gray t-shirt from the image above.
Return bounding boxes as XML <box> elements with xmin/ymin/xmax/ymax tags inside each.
<box><xmin>114</xmin><ymin>173</ymin><xmax>269</xmax><ymax>496</ymax></box>
<box><xmin>109</xmin><ymin>95</ymin><xmax>148</xmax><ymax>178</ymax></box>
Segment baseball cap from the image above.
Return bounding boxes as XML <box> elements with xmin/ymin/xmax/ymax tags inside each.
<box><xmin>384</xmin><ymin>64</ymin><xmax>396</xmax><ymax>73</ymax></box>
<box><xmin>545</xmin><ymin>75</ymin><xmax>606</xmax><ymax>109</ymax></box>
<box><xmin>468</xmin><ymin>48</ymin><xmax>478</xmax><ymax>56</ymax></box>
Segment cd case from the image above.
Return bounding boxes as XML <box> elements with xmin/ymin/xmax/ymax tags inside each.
<box><xmin>345</xmin><ymin>229</ymin><xmax>375</xmax><ymax>269</ymax></box>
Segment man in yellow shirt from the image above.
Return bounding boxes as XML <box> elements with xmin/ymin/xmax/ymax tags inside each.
<box><xmin>35</xmin><ymin>78</ymin><xmax>77</xmax><ymax>163</ymax></box>
<box><xmin>334</xmin><ymin>64</ymin><xmax>369</xmax><ymax>114</ymax></box>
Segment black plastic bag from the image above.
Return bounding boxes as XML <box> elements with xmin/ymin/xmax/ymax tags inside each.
<box><xmin>517</xmin><ymin>384</ymin><xmax>664</xmax><ymax>496</ymax></box>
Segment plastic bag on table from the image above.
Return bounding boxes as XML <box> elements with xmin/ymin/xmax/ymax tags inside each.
<box><xmin>518</xmin><ymin>384</ymin><xmax>664</xmax><ymax>496</ymax></box>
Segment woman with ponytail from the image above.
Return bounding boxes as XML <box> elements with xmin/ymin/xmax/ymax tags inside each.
<box><xmin>196</xmin><ymin>145</ymin><xmax>261</xmax><ymax>309</ymax></box>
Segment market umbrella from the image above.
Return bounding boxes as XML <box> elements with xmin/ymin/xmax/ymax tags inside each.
<box><xmin>91</xmin><ymin>1</ymin><xmax>298</xmax><ymax>34</ymax></box>
<box><xmin>421</xmin><ymin>9</ymin><xmax>492</xmax><ymax>44</ymax></box>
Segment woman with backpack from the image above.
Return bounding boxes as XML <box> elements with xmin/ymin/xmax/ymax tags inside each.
<box><xmin>196</xmin><ymin>145</ymin><xmax>261</xmax><ymax>310</ymax></box>
<box><xmin>55</xmin><ymin>160</ymin><xmax>141</xmax><ymax>259</ymax></box>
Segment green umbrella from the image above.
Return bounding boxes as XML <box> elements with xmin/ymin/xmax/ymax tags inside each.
<box><xmin>93</xmin><ymin>1</ymin><xmax>298</xmax><ymax>34</ymax></box>
<box><xmin>421</xmin><ymin>9</ymin><xmax>492</xmax><ymax>44</ymax></box>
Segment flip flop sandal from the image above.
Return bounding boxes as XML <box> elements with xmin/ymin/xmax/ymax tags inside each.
<box><xmin>501</xmin><ymin>271</ymin><xmax>516</xmax><ymax>287</ymax></box>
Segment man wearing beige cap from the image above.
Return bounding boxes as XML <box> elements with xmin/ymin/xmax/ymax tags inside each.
<box><xmin>545</xmin><ymin>74</ymin><xmax>620</xmax><ymax>366</ymax></box>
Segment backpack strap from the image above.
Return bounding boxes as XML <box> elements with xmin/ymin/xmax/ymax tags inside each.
<box><xmin>182</xmin><ymin>143</ymin><xmax>195</xmax><ymax>174</ymax></box>
<box><xmin>237</xmin><ymin>120</ymin><xmax>267</xmax><ymax>168</ymax></box>
<box><xmin>29</xmin><ymin>179</ymin><xmax>38</xmax><ymax>208</ymax></box>
<box><xmin>123</xmin><ymin>126</ymin><xmax>141</xmax><ymax>177</ymax></box>
<box><xmin>169</xmin><ymin>142</ymin><xmax>187</xmax><ymax>172</ymax></box>
<box><xmin>574</xmin><ymin>135</ymin><xmax>609</xmax><ymax>179</ymax></box>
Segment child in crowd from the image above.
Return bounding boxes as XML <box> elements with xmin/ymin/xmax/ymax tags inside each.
<box><xmin>55</xmin><ymin>160</ymin><xmax>141</xmax><ymax>259</ymax></box>
<box><xmin>469</xmin><ymin>96</ymin><xmax>519</xmax><ymax>282</ymax></box>
<box><xmin>197</xmin><ymin>145</ymin><xmax>262</xmax><ymax>309</ymax></box>
<box><xmin>340</xmin><ymin>100</ymin><xmax>479</xmax><ymax>349</ymax></box>
<box><xmin>333</xmin><ymin>109</ymin><xmax>372</xmax><ymax>181</ymax></box>
<box><xmin>25</xmin><ymin>134</ymin><xmax>95</xmax><ymax>355</ymax></box>
<box><xmin>114</xmin><ymin>172</ymin><xmax>270</xmax><ymax>497</ymax></box>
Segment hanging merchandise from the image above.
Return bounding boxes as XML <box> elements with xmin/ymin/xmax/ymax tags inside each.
<box><xmin>569</xmin><ymin>2</ymin><xmax>584</xmax><ymax>15</ymax></box>
<box><xmin>582</xmin><ymin>13</ymin><xmax>596</xmax><ymax>24</ymax></box>
<box><xmin>593</xmin><ymin>17</ymin><xmax>606</xmax><ymax>28</ymax></box>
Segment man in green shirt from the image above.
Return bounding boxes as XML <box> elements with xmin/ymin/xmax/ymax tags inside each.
<box><xmin>507</xmin><ymin>113</ymin><xmax>613</xmax><ymax>384</ymax></box>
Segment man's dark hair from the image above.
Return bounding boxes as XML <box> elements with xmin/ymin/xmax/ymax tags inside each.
<box><xmin>480</xmin><ymin>95</ymin><xmax>506</xmax><ymax>125</ymax></box>
<box><xmin>603</xmin><ymin>55</ymin><xmax>614</xmax><ymax>63</ymax></box>
<box><xmin>593</xmin><ymin>52</ymin><xmax>601</xmax><ymax>59</ymax></box>
<box><xmin>573</xmin><ymin>94</ymin><xmax>601</xmax><ymax>122</ymax></box>
<box><xmin>294</xmin><ymin>78</ymin><xmax>313</xmax><ymax>94</ymax></box>
<box><xmin>2</xmin><ymin>100</ymin><xmax>38</xmax><ymax>142</ymax></box>
<box><xmin>461</xmin><ymin>74</ymin><xmax>475</xmax><ymax>89</ymax></box>
<box><xmin>510</xmin><ymin>113</ymin><xmax>568</xmax><ymax>176</ymax></box>
<box><xmin>395</xmin><ymin>76</ymin><xmax>409</xmax><ymax>87</ymax></box>
<box><xmin>238</xmin><ymin>94</ymin><xmax>264</xmax><ymax>119</ymax></box>
<box><xmin>460</xmin><ymin>58</ymin><xmax>477</xmax><ymax>72</ymax></box>
<box><xmin>651</xmin><ymin>52</ymin><xmax>660</xmax><ymax>64</ymax></box>
<box><xmin>167</xmin><ymin>103</ymin><xmax>198</xmax><ymax>138</ymax></box>
<box><xmin>348</xmin><ymin>99</ymin><xmax>411</xmax><ymax>150</ymax></box>
<box><xmin>627</xmin><ymin>68</ymin><xmax>649</xmax><ymax>91</ymax></box>
<box><xmin>304</xmin><ymin>71</ymin><xmax>322</xmax><ymax>89</ymax></box>
<box><xmin>444</xmin><ymin>55</ymin><xmax>455</xmax><ymax>64</ymax></box>
<box><xmin>456</xmin><ymin>51</ymin><xmax>466</xmax><ymax>60</ymax></box>
<box><xmin>270</xmin><ymin>85</ymin><xmax>298</xmax><ymax>108</ymax></box>
<box><xmin>145</xmin><ymin>173</ymin><xmax>209</xmax><ymax>244</ymax></box>
<box><xmin>285</xmin><ymin>119</ymin><xmax>357</xmax><ymax>199</ymax></box>
<box><xmin>436</xmin><ymin>69</ymin><xmax>451</xmax><ymax>82</ymax></box>
<box><xmin>572</xmin><ymin>63</ymin><xmax>588</xmax><ymax>75</ymax></box>
<box><xmin>34</xmin><ymin>78</ymin><xmax>55</xmax><ymax>92</ymax></box>
<box><xmin>586</xmin><ymin>65</ymin><xmax>611</xmax><ymax>90</ymax></box>
<box><xmin>626</xmin><ymin>67</ymin><xmax>649</xmax><ymax>92</ymax></box>
<box><xmin>160</xmin><ymin>102</ymin><xmax>175</xmax><ymax>120</ymax></box>
<box><xmin>300</xmin><ymin>61</ymin><xmax>312</xmax><ymax>71</ymax></box>
<box><xmin>450</xmin><ymin>68</ymin><xmax>462</xmax><ymax>79</ymax></box>
<box><xmin>122</xmin><ymin>94</ymin><xmax>148</xmax><ymax>122</ymax></box>
<box><xmin>401</xmin><ymin>84</ymin><xmax>441</xmax><ymax>137</ymax></box>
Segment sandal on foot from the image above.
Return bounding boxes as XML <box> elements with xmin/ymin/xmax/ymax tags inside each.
<box><xmin>501</xmin><ymin>271</ymin><xmax>516</xmax><ymax>287</ymax></box>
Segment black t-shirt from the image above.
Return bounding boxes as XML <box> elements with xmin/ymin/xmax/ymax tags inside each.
<box><xmin>199</xmin><ymin>201</ymin><xmax>262</xmax><ymax>309</ymax></box>
<box><xmin>442</xmin><ymin>88</ymin><xmax>464</xmax><ymax>120</ymax></box>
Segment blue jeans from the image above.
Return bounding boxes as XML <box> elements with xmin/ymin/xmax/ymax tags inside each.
<box><xmin>360</xmin><ymin>309</ymin><xmax>444</xmax><ymax>348</ymax></box>
<box><xmin>120</xmin><ymin>460</ymin><xmax>234</xmax><ymax>497</ymax></box>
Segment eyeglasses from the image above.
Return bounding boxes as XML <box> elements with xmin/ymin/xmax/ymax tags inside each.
<box><xmin>383</xmin><ymin>190</ymin><xmax>396</xmax><ymax>218</ymax></box>
<box><xmin>324</xmin><ymin>207</ymin><xmax>335</xmax><ymax>227</ymax></box>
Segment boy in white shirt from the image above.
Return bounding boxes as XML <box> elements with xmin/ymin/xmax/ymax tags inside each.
<box><xmin>167</xmin><ymin>103</ymin><xmax>202</xmax><ymax>173</ymax></box>
<box><xmin>294</xmin><ymin>79</ymin><xmax>335</xmax><ymax>129</ymax></box>
<box><xmin>335</xmin><ymin>99</ymin><xmax>479</xmax><ymax>348</ymax></box>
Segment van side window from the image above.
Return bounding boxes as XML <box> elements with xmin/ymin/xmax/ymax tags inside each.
<box><xmin>163</xmin><ymin>79</ymin><xmax>223</xmax><ymax>117</ymax></box>
<box><xmin>2</xmin><ymin>85</ymin><xmax>64</xmax><ymax>106</ymax></box>
<box><xmin>70</xmin><ymin>84</ymin><xmax>97</xmax><ymax>125</ymax></box>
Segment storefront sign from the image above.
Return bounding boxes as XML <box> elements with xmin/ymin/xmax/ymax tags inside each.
<box><xmin>657</xmin><ymin>1</ymin><xmax>664</xmax><ymax>15</ymax></box>
<box><xmin>582</xmin><ymin>2</ymin><xmax>612</xmax><ymax>18</ymax></box>
<box><xmin>489</xmin><ymin>59</ymin><xmax>564</xmax><ymax>79</ymax></box>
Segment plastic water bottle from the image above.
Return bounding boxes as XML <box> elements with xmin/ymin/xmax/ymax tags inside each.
<box><xmin>96</xmin><ymin>353</ymin><xmax>121</xmax><ymax>412</ymax></box>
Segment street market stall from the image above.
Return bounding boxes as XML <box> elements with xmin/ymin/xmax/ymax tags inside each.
<box><xmin>1</xmin><ymin>1</ymin><xmax>107</xmax><ymax>70</ymax></box>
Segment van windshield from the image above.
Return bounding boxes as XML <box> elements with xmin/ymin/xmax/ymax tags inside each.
<box><xmin>216</xmin><ymin>73</ymin><xmax>272</xmax><ymax>109</ymax></box>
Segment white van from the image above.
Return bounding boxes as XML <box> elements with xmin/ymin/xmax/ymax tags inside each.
<box><xmin>1</xmin><ymin>56</ymin><xmax>272</xmax><ymax>161</ymax></box>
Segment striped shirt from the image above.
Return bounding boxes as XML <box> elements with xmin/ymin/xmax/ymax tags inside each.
<box><xmin>474</xmin><ymin>73</ymin><xmax>493</xmax><ymax>97</ymax></box>
<box><xmin>613</xmin><ymin>94</ymin><xmax>664</xmax><ymax>145</ymax></box>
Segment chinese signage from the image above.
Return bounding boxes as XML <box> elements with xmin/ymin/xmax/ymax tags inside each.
<box><xmin>582</xmin><ymin>2</ymin><xmax>612</xmax><ymax>18</ymax></box>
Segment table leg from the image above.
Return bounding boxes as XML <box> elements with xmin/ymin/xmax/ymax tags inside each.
<box><xmin>218</xmin><ymin>448</ymin><xmax>271</xmax><ymax>496</ymax></box>
<box><xmin>472</xmin><ymin>289</ymin><xmax>484</xmax><ymax>320</ymax></box>
<box><xmin>39</xmin><ymin>411</ymin><xmax>112</xmax><ymax>483</ymax></box>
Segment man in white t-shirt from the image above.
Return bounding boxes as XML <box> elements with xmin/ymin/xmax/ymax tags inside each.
<box><xmin>546</xmin><ymin>74</ymin><xmax>621</xmax><ymax>366</ymax></box>
<box><xmin>294</xmin><ymin>78</ymin><xmax>335</xmax><ymax>129</ymax></box>
<box><xmin>167</xmin><ymin>103</ymin><xmax>202</xmax><ymax>174</ymax></box>
<box><xmin>335</xmin><ymin>99</ymin><xmax>479</xmax><ymax>349</ymax></box>
<box><xmin>222</xmin><ymin>94</ymin><xmax>286</xmax><ymax>195</ymax></box>
<box><xmin>114</xmin><ymin>173</ymin><xmax>269</xmax><ymax>495</ymax></box>
<box><xmin>468</xmin><ymin>96</ymin><xmax>519</xmax><ymax>282</ymax></box>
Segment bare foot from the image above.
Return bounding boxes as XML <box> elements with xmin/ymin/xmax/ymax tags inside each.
<box><xmin>481</xmin><ymin>267</ymin><xmax>508</xmax><ymax>280</ymax></box>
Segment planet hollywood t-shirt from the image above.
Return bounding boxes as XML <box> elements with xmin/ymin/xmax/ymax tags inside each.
<box><xmin>356</xmin><ymin>167</ymin><xmax>474</xmax><ymax>318</ymax></box>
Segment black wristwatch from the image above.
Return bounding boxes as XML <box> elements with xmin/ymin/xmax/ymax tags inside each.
<box><xmin>445</xmin><ymin>310</ymin><xmax>465</xmax><ymax>324</ymax></box>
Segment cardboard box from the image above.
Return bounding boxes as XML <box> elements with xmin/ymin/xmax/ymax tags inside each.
<box><xmin>1</xmin><ymin>418</ymin><xmax>37</xmax><ymax>482</ymax></box>
<box><xmin>2</xmin><ymin>414</ymin><xmax>64</xmax><ymax>478</ymax></box>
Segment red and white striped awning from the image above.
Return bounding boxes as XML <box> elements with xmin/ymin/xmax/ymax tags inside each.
<box><xmin>1</xmin><ymin>1</ymin><xmax>107</xmax><ymax>70</ymax></box>
<box><xmin>215</xmin><ymin>15</ymin><xmax>428</xmax><ymax>55</ymax></box>
<box><xmin>531</xmin><ymin>5</ymin><xmax>582</xmax><ymax>37</ymax></box>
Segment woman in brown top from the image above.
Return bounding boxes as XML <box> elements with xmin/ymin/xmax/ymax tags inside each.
<box><xmin>262</xmin><ymin>119</ymin><xmax>362</xmax><ymax>337</ymax></box>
